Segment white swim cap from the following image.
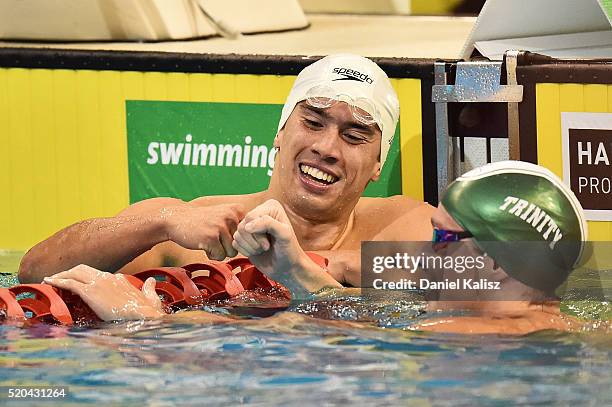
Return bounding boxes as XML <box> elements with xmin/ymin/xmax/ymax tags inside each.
<box><xmin>277</xmin><ymin>54</ymin><xmax>400</xmax><ymax>167</ymax></box>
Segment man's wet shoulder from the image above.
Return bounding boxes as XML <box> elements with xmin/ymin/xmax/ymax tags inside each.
<box><xmin>190</xmin><ymin>191</ymin><xmax>266</xmax><ymax>209</ymax></box>
<box><xmin>354</xmin><ymin>196</ymin><xmax>434</xmax><ymax>240</ymax></box>
<box><xmin>357</xmin><ymin>195</ymin><xmax>433</xmax><ymax>215</ymax></box>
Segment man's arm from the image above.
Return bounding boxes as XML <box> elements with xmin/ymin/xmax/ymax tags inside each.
<box><xmin>18</xmin><ymin>198</ymin><xmax>244</xmax><ymax>283</ymax></box>
<box><xmin>313</xmin><ymin>250</ymin><xmax>360</xmax><ymax>286</ymax></box>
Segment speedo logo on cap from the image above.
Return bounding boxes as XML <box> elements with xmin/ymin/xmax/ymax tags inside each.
<box><xmin>499</xmin><ymin>196</ymin><xmax>563</xmax><ymax>249</ymax></box>
<box><xmin>332</xmin><ymin>67</ymin><xmax>374</xmax><ymax>84</ymax></box>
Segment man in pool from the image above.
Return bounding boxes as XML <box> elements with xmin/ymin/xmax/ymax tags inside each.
<box><xmin>18</xmin><ymin>53</ymin><xmax>434</xmax><ymax>286</ymax></box>
<box><xmin>413</xmin><ymin>160</ymin><xmax>589</xmax><ymax>334</ymax></box>
<box><xmin>43</xmin><ymin>161</ymin><xmax>595</xmax><ymax>335</ymax></box>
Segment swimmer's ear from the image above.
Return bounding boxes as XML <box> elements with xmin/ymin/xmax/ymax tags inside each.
<box><xmin>273</xmin><ymin>129</ymin><xmax>284</xmax><ymax>148</ymax></box>
<box><xmin>370</xmin><ymin>162</ymin><xmax>381</xmax><ymax>182</ymax></box>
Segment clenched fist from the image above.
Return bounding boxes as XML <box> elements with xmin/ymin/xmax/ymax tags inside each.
<box><xmin>232</xmin><ymin>199</ymin><xmax>341</xmax><ymax>298</ymax></box>
<box><xmin>162</xmin><ymin>203</ymin><xmax>245</xmax><ymax>260</ymax></box>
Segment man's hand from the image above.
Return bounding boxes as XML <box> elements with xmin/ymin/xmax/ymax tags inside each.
<box><xmin>19</xmin><ymin>199</ymin><xmax>247</xmax><ymax>283</ymax></box>
<box><xmin>232</xmin><ymin>200</ymin><xmax>341</xmax><ymax>298</ymax></box>
<box><xmin>43</xmin><ymin>265</ymin><xmax>165</xmax><ymax>321</ymax></box>
<box><xmin>162</xmin><ymin>203</ymin><xmax>245</xmax><ymax>260</ymax></box>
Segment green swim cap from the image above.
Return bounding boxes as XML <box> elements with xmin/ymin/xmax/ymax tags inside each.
<box><xmin>442</xmin><ymin>161</ymin><xmax>588</xmax><ymax>292</ymax></box>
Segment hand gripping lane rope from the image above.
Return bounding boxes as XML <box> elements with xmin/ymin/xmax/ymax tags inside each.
<box><xmin>0</xmin><ymin>253</ymin><xmax>329</xmax><ymax>325</ymax></box>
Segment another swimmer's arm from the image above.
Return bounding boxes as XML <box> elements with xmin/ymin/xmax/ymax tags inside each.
<box><xmin>44</xmin><ymin>264</ymin><xmax>166</xmax><ymax>321</ymax></box>
<box><xmin>311</xmin><ymin>250</ymin><xmax>361</xmax><ymax>286</ymax></box>
<box><xmin>171</xmin><ymin>310</ymin><xmax>373</xmax><ymax>332</ymax></box>
<box><xmin>283</xmin><ymin>253</ymin><xmax>343</xmax><ymax>299</ymax></box>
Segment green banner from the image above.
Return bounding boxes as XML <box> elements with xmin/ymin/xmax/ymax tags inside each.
<box><xmin>126</xmin><ymin>101</ymin><xmax>401</xmax><ymax>203</ymax></box>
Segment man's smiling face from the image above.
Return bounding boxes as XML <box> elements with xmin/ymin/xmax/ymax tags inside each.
<box><xmin>273</xmin><ymin>101</ymin><xmax>382</xmax><ymax>219</ymax></box>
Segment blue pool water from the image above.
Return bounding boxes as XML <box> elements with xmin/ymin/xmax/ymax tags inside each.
<box><xmin>1</xmin><ymin>285</ymin><xmax>610</xmax><ymax>406</ymax></box>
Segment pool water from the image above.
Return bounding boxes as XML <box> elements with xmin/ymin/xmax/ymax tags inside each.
<box><xmin>0</xmin><ymin>292</ymin><xmax>610</xmax><ymax>406</ymax></box>
<box><xmin>1</xmin><ymin>254</ymin><xmax>611</xmax><ymax>406</ymax></box>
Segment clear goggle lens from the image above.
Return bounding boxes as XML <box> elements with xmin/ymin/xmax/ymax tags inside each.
<box><xmin>304</xmin><ymin>85</ymin><xmax>381</xmax><ymax>129</ymax></box>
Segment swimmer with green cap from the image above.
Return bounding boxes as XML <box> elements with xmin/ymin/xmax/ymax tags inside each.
<box><xmin>441</xmin><ymin>160</ymin><xmax>587</xmax><ymax>293</ymax></box>
<box><xmin>414</xmin><ymin>160</ymin><xmax>589</xmax><ymax>334</ymax></box>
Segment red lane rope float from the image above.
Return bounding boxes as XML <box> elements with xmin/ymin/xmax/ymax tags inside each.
<box><xmin>6</xmin><ymin>285</ymin><xmax>73</xmax><ymax>325</ymax></box>
<box><xmin>0</xmin><ymin>288</ymin><xmax>25</xmax><ymax>320</ymax></box>
<box><xmin>227</xmin><ymin>257</ymin><xmax>277</xmax><ymax>290</ymax></box>
<box><xmin>130</xmin><ymin>267</ymin><xmax>204</xmax><ymax>310</ymax></box>
<box><xmin>223</xmin><ymin>256</ymin><xmax>291</xmax><ymax>316</ymax></box>
<box><xmin>306</xmin><ymin>252</ymin><xmax>329</xmax><ymax>270</ymax></box>
<box><xmin>56</xmin><ymin>289</ymin><xmax>101</xmax><ymax>324</ymax></box>
<box><xmin>182</xmin><ymin>261</ymin><xmax>244</xmax><ymax>301</ymax></box>
<box><xmin>0</xmin><ymin>253</ymin><xmax>329</xmax><ymax>325</ymax></box>
<box><xmin>225</xmin><ymin>257</ymin><xmax>252</xmax><ymax>272</ymax></box>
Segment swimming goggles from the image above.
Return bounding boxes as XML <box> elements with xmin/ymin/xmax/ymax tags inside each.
<box><xmin>432</xmin><ymin>228</ymin><xmax>473</xmax><ymax>243</ymax></box>
<box><xmin>304</xmin><ymin>85</ymin><xmax>383</xmax><ymax>129</ymax></box>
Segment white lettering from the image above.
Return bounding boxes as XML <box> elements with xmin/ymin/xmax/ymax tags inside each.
<box><xmin>578</xmin><ymin>176</ymin><xmax>588</xmax><ymax>193</ymax></box>
<box><xmin>183</xmin><ymin>134</ymin><xmax>192</xmax><ymax>165</ymax></box>
<box><xmin>509</xmin><ymin>199</ymin><xmax>529</xmax><ymax>216</ymax></box>
<box><xmin>499</xmin><ymin>196</ymin><xmax>519</xmax><ymax>211</ymax></box>
<box><xmin>578</xmin><ymin>176</ymin><xmax>611</xmax><ymax>194</ymax></box>
<box><xmin>420</xmin><ymin>279</ymin><xmax>432</xmax><ymax>289</ymax></box>
<box><xmin>146</xmin><ymin>142</ymin><xmax>159</xmax><ymax>164</ymax></box>
<box><xmin>536</xmin><ymin>214</ymin><xmax>552</xmax><ymax>233</ymax></box>
<box><xmin>520</xmin><ymin>203</ymin><xmax>536</xmax><ymax>220</ymax></box>
<box><xmin>603</xmin><ymin>177</ymin><xmax>611</xmax><ymax>193</ymax></box>
<box><xmin>193</xmin><ymin>144</ymin><xmax>217</xmax><ymax>166</ymax></box>
<box><xmin>409</xmin><ymin>256</ymin><xmax>420</xmax><ymax>273</ymax></box>
<box><xmin>526</xmin><ymin>206</ymin><xmax>546</xmax><ymax>228</ymax></box>
<box><xmin>145</xmin><ymin>135</ymin><xmax>275</xmax><ymax>177</ymax></box>
<box><xmin>499</xmin><ymin>197</ymin><xmax>563</xmax><ymax>249</ymax></box>
<box><xmin>372</xmin><ymin>256</ymin><xmax>385</xmax><ymax>273</ymax></box>
<box><xmin>577</xmin><ymin>141</ymin><xmax>592</xmax><ymax>165</ymax></box>
<box><xmin>251</xmin><ymin>145</ymin><xmax>268</xmax><ymax>168</ymax></box>
<box><xmin>267</xmin><ymin>147</ymin><xmax>277</xmax><ymax>177</ymax></box>
<box><xmin>542</xmin><ymin>220</ymin><xmax>557</xmax><ymax>240</ymax></box>
<box><xmin>594</xmin><ymin>142</ymin><xmax>610</xmax><ymax>165</ymax></box>
<box><xmin>242</xmin><ymin>136</ymin><xmax>252</xmax><ymax>167</ymax></box>
<box><xmin>217</xmin><ymin>144</ymin><xmax>242</xmax><ymax>167</ymax></box>
<box><xmin>551</xmin><ymin>228</ymin><xmax>563</xmax><ymax>250</ymax></box>
<box><xmin>160</xmin><ymin>143</ymin><xmax>184</xmax><ymax>165</ymax></box>
<box><xmin>590</xmin><ymin>177</ymin><xmax>600</xmax><ymax>194</ymax></box>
